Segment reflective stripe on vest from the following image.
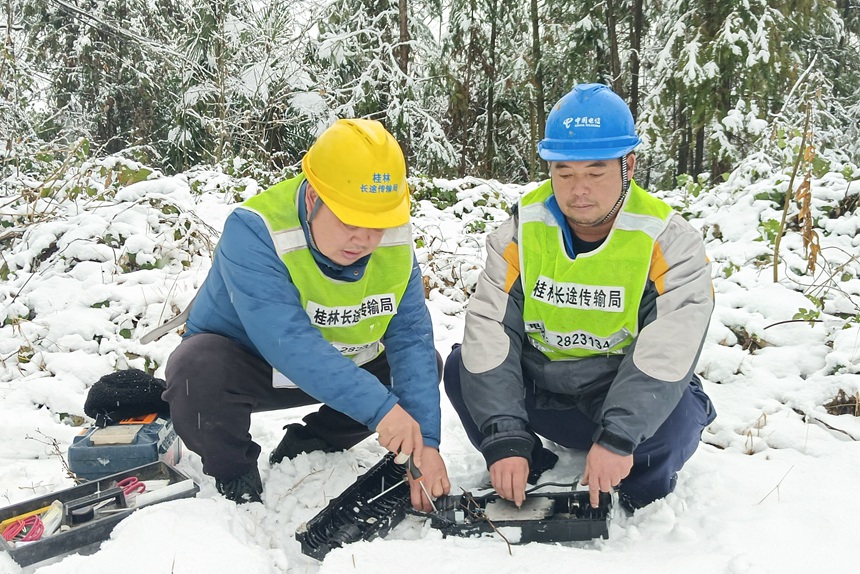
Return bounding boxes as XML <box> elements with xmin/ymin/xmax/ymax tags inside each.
<box><xmin>238</xmin><ymin>174</ymin><xmax>413</xmax><ymax>366</ymax></box>
<box><xmin>518</xmin><ymin>180</ymin><xmax>672</xmax><ymax>360</ymax></box>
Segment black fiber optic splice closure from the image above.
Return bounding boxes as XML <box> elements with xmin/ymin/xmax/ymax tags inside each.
<box><xmin>427</xmin><ymin>489</ymin><xmax>612</xmax><ymax>542</ymax></box>
<box><xmin>295</xmin><ymin>452</ymin><xmax>612</xmax><ymax>560</ymax></box>
<box><xmin>295</xmin><ymin>452</ymin><xmax>411</xmax><ymax>560</ymax></box>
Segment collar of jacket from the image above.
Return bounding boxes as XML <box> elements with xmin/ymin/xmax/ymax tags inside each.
<box><xmin>297</xmin><ymin>181</ymin><xmax>370</xmax><ymax>282</ymax></box>
<box><xmin>544</xmin><ymin>194</ymin><xmax>605</xmax><ymax>259</ymax></box>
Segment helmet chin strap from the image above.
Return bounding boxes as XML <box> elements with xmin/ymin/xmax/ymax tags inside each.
<box><xmin>306</xmin><ymin>195</ymin><xmax>324</xmax><ymax>251</ymax></box>
<box><xmin>307</xmin><ymin>196</ymin><xmax>324</xmax><ymax>225</ymax></box>
<box><xmin>591</xmin><ymin>157</ymin><xmax>629</xmax><ymax>227</ymax></box>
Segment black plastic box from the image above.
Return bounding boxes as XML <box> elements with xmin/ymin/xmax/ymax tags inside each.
<box><xmin>0</xmin><ymin>461</ymin><xmax>198</xmax><ymax>569</ymax></box>
<box><xmin>295</xmin><ymin>453</ymin><xmax>612</xmax><ymax>559</ymax></box>
<box><xmin>429</xmin><ymin>490</ymin><xmax>612</xmax><ymax>542</ymax></box>
<box><xmin>296</xmin><ymin>452</ymin><xmax>411</xmax><ymax>560</ymax></box>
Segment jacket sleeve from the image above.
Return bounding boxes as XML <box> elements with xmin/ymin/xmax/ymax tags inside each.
<box><xmin>381</xmin><ymin>255</ymin><xmax>442</xmax><ymax>448</ymax></box>
<box><xmin>594</xmin><ymin>212</ymin><xmax>714</xmax><ymax>454</ymax></box>
<box><xmin>459</xmin><ymin>215</ymin><xmax>536</xmax><ymax>466</ymax></box>
<box><xmin>214</xmin><ymin>210</ymin><xmax>400</xmax><ymax>431</ymax></box>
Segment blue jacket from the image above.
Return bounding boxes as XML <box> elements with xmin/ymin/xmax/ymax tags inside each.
<box><xmin>185</xmin><ymin>182</ymin><xmax>441</xmax><ymax>447</ymax></box>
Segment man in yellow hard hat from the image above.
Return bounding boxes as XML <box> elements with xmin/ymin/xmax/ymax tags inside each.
<box><xmin>162</xmin><ymin>119</ymin><xmax>450</xmax><ymax>508</ymax></box>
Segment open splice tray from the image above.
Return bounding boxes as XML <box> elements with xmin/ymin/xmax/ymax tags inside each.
<box><xmin>295</xmin><ymin>452</ymin><xmax>612</xmax><ymax>560</ymax></box>
<box><xmin>428</xmin><ymin>489</ymin><xmax>611</xmax><ymax>542</ymax></box>
<box><xmin>296</xmin><ymin>452</ymin><xmax>411</xmax><ymax>560</ymax></box>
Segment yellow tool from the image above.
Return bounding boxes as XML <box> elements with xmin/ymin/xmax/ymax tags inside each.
<box><xmin>0</xmin><ymin>505</ymin><xmax>51</xmax><ymax>531</ymax></box>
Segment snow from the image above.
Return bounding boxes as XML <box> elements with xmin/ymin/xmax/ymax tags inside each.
<box><xmin>1</xmin><ymin>158</ymin><xmax>859</xmax><ymax>573</ymax></box>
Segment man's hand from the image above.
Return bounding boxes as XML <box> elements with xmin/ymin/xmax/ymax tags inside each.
<box><xmin>489</xmin><ymin>456</ymin><xmax>529</xmax><ymax>507</ymax></box>
<box><xmin>376</xmin><ymin>404</ymin><xmax>424</xmax><ymax>467</ymax></box>
<box><xmin>407</xmin><ymin>447</ymin><xmax>451</xmax><ymax>511</ymax></box>
<box><xmin>581</xmin><ymin>442</ymin><xmax>633</xmax><ymax>508</ymax></box>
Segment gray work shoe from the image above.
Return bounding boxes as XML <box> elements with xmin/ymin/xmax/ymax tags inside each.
<box><xmin>215</xmin><ymin>465</ymin><xmax>263</xmax><ymax>504</ymax></box>
<box><xmin>268</xmin><ymin>423</ymin><xmax>340</xmax><ymax>466</ymax></box>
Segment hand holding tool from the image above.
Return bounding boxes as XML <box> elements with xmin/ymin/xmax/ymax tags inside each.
<box><xmin>406</xmin><ymin>454</ymin><xmax>437</xmax><ymax>511</ymax></box>
<box><xmin>394</xmin><ymin>451</ymin><xmax>409</xmax><ymax>465</ymax></box>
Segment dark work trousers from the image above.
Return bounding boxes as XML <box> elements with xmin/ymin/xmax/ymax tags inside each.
<box><xmin>164</xmin><ymin>332</ymin><xmax>442</xmax><ymax>481</ymax></box>
<box><xmin>443</xmin><ymin>344</ymin><xmax>715</xmax><ymax>507</ymax></box>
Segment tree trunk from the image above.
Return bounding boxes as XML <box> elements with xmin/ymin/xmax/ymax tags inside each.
<box><xmin>212</xmin><ymin>0</ymin><xmax>228</xmax><ymax>164</ymax></box>
<box><xmin>838</xmin><ymin>0</ymin><xmax>849</xmax><ymax>51</ymax></box>
<box><xmin>398</xmin><ymin>0</ymin><xmax>409</xmax><ymax>75</ymax></box>
<box><xmin>485</xmin><ymin>0</ymin><xmax>498</xmax><ymax>178</ymax></box>
<box><xmin>629</xmin><ymin>0</ymin><xmax>643</xmax><ymax>119</ymax></box>
<box><xmin>4</xmin><ymin>0</ymin><xmax>12</xmax><ymax>46</ymax></box>
<box><xmin>397</xmin><ymin>0</ymin><xmax>411</xmax><ymax>161</ymax></box>
<box><xmin>694</xmin><ymin>125</ymin><xmax>705</xmax><ymax>176</ymax></box>
<box><xmin>530</xmin><ymin>0</ymin><xmax>546</xmax><ymax>176</ymax></box>
<box><xmin>458</xmin><ymin>0</ymin><xmax>479</xmax><ymax>177</ymax></box>
<box><xmin>677</xmin><ymin>106</ymin><xmax>689</xmax><ymax>182</ymax></box>
<box><xmin>710</xmin><ymin>72</ymin><xmax>733</xmax><ymax>182</ymax></box>
<box><xmin>605</xmin><ymin>0</ymin><xmax>624</xmax><ymax>97</ymax></box>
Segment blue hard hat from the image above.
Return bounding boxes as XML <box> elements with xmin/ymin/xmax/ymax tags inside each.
<box><xmin>538</xmin><ymin>83</ymin><xmax>641</xmax><ymax>161</ymax></box>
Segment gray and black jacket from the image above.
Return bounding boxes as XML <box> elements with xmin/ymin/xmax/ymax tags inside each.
<box><xmin>459</xmin><ymin>191</ymin><xmax>714</xmax><ymax>467</ymax></box>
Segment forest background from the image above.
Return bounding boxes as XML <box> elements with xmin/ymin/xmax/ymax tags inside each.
<box><xmin>1</xmin><ymin>0</ymin><xmax>859</xmax><ymax>190</ymax></box>
<box><xmin>1</xmin><ymin>3</ymin><xmax>860</xmax><ymax>571</ymax></box>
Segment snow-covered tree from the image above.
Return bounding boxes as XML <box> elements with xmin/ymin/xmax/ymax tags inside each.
<box><xmin>307</xmin><ymin>0</ymin><xmax>456</xmax><ymax>176</ymax></box>
<box><xmin>639</xmin><ymin>0</ymin><xmax>858</xmax><ymax>188</ymax></box>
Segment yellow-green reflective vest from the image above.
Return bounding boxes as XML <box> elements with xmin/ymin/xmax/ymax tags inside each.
<box><xmin>239</xmin><ymin>174</ymin><xmax>413</xmax><ymax>365</ymax></box>
<box><xmin>518</xmin><ymin>180</ymin><xmax>673</xmax><ymax>360</ymax></box>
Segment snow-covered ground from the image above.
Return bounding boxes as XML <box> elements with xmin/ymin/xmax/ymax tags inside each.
<box><xmin>1</xmin><ymin>156</ymin><xmax>859</xmax><ymax>573</ymax></box>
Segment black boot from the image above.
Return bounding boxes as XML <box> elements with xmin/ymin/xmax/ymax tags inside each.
<box><xmin>215</xmin><ymin>466</ymin><xmax>263</xmax><ymax>504</ymax></box>
<box><xmin>527</xmin><ymin>440</ymin><xmax>559</xmax><ymax>485</ymax></box>
<box><xmin>269</xmin><ymin>423</ymin><xmax>340</xmax><ymax>466</ymax></box>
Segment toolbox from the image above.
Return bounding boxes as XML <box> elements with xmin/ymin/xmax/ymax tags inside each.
<box><xmin>67</xmin><ymin>415</ymin><xmax>182</xmax><ymax>480</ymax></box>
<box><xmin>0</xmin><ymin>461</ymin><xmax>199</xmax><ymax>569</ymax></box>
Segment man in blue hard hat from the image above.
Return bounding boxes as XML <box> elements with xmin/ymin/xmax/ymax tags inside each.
<box><xmin>443</xmin><ymin>84</ymin><xmax>716</xmax><ymax>512</ymax></box>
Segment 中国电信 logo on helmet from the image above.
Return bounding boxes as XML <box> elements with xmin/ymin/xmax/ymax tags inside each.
<box><xmin>574</xmin><ymin>116</ymin><xmax>601</xmax><ymax>128</ymax></box>
<box><xmin>360</xmin><ymin>173</ymin><xmax>399</xmax><ymax>194</ymax></box>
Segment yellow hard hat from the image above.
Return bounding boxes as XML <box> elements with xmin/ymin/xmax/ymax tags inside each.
<box><xmin>302</xmin><ymin>119</ymin><xmax>410</xmax><ymax>229</ymax></box>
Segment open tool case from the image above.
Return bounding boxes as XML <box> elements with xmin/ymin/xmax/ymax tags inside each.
<box><xmin>0</xmin><ymin>461</ymin><xmax>198</xmax><ymax>569</ymax></box>
<box><xmin>296</xmin><ymin>453</ymin><xmax>611</xmax><ymax>560</ymax></box>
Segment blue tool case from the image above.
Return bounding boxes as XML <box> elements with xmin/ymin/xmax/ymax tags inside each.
<box><xmin>67</xmin><ymin>416</ymin><xmax>181</xmax><ymax>481</ymax></box>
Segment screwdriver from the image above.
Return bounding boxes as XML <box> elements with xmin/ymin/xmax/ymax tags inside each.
<box><xmin>406</xmin><ymin>454</ymin><xmax>438</xmax><ymax>512</ymax></box>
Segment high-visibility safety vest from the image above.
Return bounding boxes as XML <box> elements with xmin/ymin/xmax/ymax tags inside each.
<box><xmin>518</xmin><ymin>180</ymin><xmax>673</xmax><ymax>360</ymax></box>
<box><xmin>239</xmin><ymin>174</ymin><xmax>413</xmax><ymax>366</ymax></box>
